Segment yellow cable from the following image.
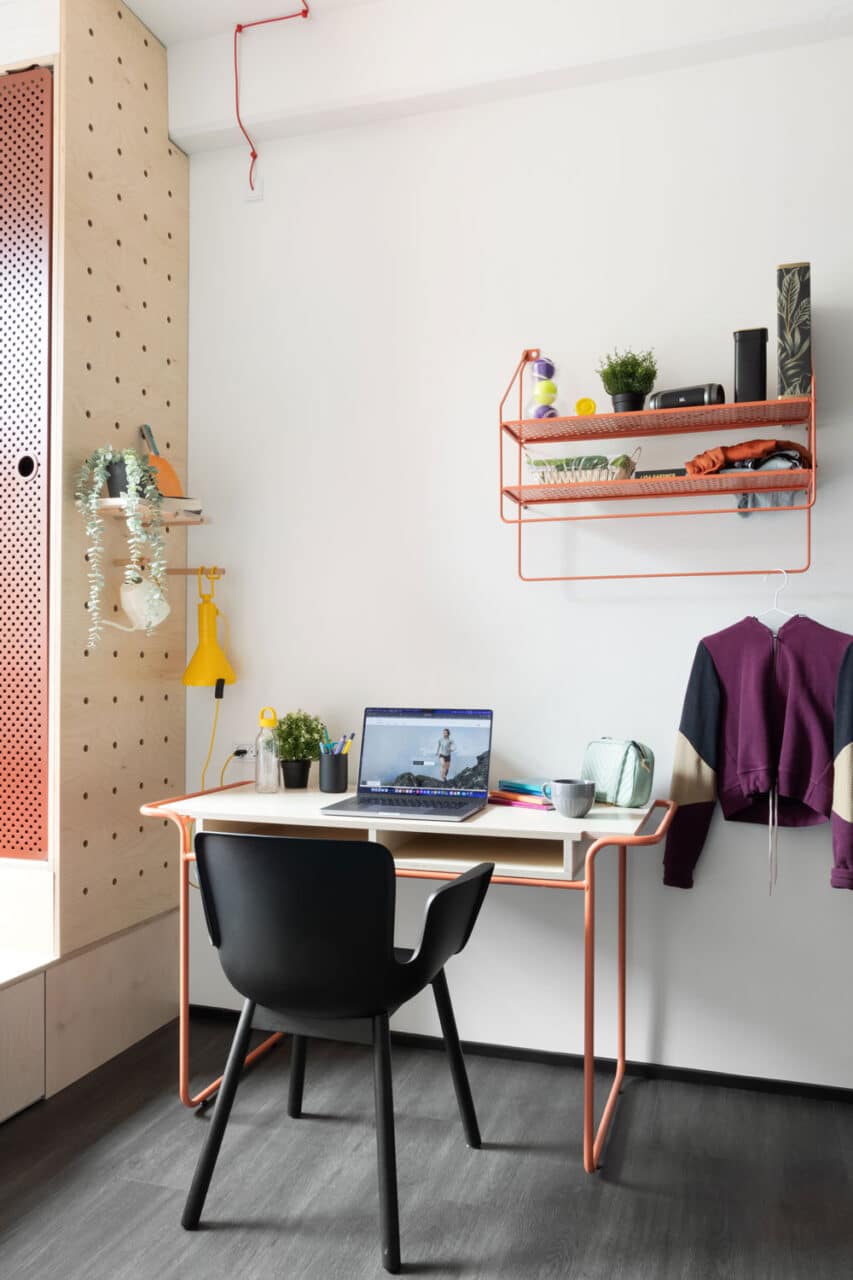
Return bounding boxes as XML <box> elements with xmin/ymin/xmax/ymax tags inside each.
<box><xmin>219</xmin><ymin>751</ymin><xmax>236</xmax><ymax>788</ymax></box>
<box><xmin>200</xmin><ymin>698</ymin><xmax>221</xmax><ymax>791</ymax></box>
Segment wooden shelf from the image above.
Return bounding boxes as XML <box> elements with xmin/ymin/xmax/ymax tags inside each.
<box><xmin>97</xmin><ymin>497</ymin><xmax>205</xmax><ymax>527</ymax></box>
<box><xmin>502</xmin><ymin>395</ymin><xmax>812</xmax><ymax>446</ymax></box>
<box><xmin>503</xmin><ymin>467</ymin><xmax>814</xmax><ymax>508</ymax></box>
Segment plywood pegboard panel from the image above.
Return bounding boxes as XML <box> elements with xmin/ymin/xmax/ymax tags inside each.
<box><xmin>58</xmin><ymin>0</ymin><xmax>188</xmax><ymax>953</ymax></box>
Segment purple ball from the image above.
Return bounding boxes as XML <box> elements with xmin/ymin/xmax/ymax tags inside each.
<box><xmin>533</xmin><ymin>404</ymin><xmax>558</xmax><ymax>419</ymax></box>
<box><xmin>532</xmin><ymin>356</ymin><xmax>556</xmax><ymax>381</ymax></box>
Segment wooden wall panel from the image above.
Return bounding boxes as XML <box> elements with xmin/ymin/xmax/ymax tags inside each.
<box><xmin>0</xmin><ymin>973</ymin><xmax>45</xmax><ymax>1122</ymax></box>
<box><xmin>59</xmin><ymin>0</ymin><xmax>188</xmax><ymax>952</ymax></box>
<box><xmin>45</xmin><ymin>909</ymin><xmax>177</xmax><ymax>1095</ymax></box>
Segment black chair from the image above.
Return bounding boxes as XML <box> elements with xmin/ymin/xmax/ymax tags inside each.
<box><xmin>183</xmin><ymin>832</ymin><xmax>494</xmax><ymax>1274</ymax></box>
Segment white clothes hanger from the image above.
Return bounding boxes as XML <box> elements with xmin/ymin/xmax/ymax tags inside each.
<box><xmin>755</xmin><ymin>568</ymin><xmax>795</xmax><ymax>635</ymax></box>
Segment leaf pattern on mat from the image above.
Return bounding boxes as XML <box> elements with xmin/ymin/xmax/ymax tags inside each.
<box><xmin>777</xmin><ymin>264</ymin><xmax>811</xmax><ymax>395</ymax></box>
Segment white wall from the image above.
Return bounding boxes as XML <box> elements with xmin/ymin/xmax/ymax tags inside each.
<box><xmin>185</xmin><ymin>35</ymin><xmax>853</xmax><ymax>1087</ymax></box>
<box><xmin>0</xmin><ymin>0</ymin><xmax>58</xmax><ymax>63</ymax></box>
<box><xmin>163</xmin><ymin>0</ymin><xmax>853</xmax><ymax>149</ymax></box>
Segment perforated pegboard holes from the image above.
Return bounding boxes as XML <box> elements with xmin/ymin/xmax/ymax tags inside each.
<box><xmin>0</xmin><ymin>68</ymin><xmax>51</xmax><ymax>860</ymax></box>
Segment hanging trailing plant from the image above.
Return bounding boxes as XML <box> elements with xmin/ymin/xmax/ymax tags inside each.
<box><xmin>74</xmin><ymin>445</ymin><xmax>168</xmax><ymax>647</ymax></box>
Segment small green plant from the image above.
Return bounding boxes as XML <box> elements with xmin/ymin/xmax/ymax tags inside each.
<box><xmin>597</xmin><ymin>348</ymin><xmax>658</xmax><ymax>396</ymax></box>
<box><xmin>74</xmin><ymin>445</ymin><xmax>167</xmax><ymax>647</ymax></box>
<box><xmin>274</xmin><ymin>710</ymin><xmax>327</xmax><ymax>762</ymax></box>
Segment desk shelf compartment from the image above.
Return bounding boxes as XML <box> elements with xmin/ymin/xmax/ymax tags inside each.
<box><xmin>499</xmin><ymin>347</ymin><xmax>816</xmax><ymax>583</ymax></box>
<box><xmin>376</xmin><ymin>828</ymin><xmax>578</xmax><ymax>881</ymax></box>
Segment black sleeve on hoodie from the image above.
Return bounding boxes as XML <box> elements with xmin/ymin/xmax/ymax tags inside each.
<box><xmin>663</xmin><ymin>641</ymin><xmax>721</xmax><ymax>889</ymax></box>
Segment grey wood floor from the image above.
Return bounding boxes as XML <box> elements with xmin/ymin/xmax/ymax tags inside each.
<box><xmin>1</xmin><ymin>1015</ymin><xmax>851</xmax><ymax>1280</ymax></box>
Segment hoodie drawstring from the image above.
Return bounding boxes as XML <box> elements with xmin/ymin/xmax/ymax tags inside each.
<box><xmin>768</xmin><ymin>783</ymin><xmax>779</xmax><ymax>894</ymax></box>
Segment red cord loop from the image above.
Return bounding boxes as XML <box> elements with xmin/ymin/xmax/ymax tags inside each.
<box><xmin>233</xmin><ymin>5</ymin><xmax>310</xmax><ymax>191</ymax></box>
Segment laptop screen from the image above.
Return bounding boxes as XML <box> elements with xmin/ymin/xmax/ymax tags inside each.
<box><xmin>357</xmin><ymin>708</ymin><xmax>493</xmax><ymax>799</ymax></box>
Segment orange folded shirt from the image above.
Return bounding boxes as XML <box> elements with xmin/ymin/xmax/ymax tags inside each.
<box><xmin>686</xmin><ymin>438</ymin><xmax>812</xmax><ymax>477</ymax></box>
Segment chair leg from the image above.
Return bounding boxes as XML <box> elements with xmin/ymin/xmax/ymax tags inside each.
<box><xmin>372</xmin><ymin>1013</ymin><xmax>401</xmax><ymax>1275</ymax></box>
<box><xmin>182</xmin><ymin>998</ymin><xmax>256</xmax><ymax>1230</ymax></box>
<box><xmin>287</xmin><ymin>1034</ymin><xmax>307</xmax><ymax>1118</ymax></box>
<box><xmin>432</xmin><ymin>968</ymin><xmax>481</xmax><ymax>1149</ymax></box>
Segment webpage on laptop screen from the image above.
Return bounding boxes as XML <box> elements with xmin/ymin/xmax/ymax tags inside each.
<box><xmin>360</xmin><ymin>710</ymin><xmax>492</xmax><ymax>797</ymax></box>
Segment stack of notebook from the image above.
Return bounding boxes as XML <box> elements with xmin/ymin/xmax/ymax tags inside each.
<box><xmin>488</xmin><ymin>779</ymin><xmax>554</xmax><ymax>811</ymax></box>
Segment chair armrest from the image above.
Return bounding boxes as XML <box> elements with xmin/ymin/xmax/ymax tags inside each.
<box><xmin>404</xmin><ymin>862</ymin><xmax>494</xmax><ymax>986</ymax></box>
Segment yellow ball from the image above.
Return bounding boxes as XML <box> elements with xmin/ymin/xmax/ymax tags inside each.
<box><xmin>575</xmin><ymin>397</ymin><xmax>597</xmax><ymax>416</ymax></box>
<box><xmin>533</xmin><ymin>379</ymin><xmax>558</xmax><ymax>405</ymax></box>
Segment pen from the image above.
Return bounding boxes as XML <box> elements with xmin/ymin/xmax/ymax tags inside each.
<box><xmin>342</xmin><ymin>732</ymin><xmax>355</xmax><ymax>755</ymax></box>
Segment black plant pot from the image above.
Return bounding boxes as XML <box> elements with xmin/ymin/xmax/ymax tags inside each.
<box><xmin>611</xmin><ymin>392</ymin><xmax>646</xmax><ymax>413</ymax></box>
<box><xmin>281</xmin><ymin>759</ymin><xmax>311</xmax><ymax>789</ymax></box>
<box><xmin>105</xmin><ymin>459</ymin><xmax>130</xmax><ymax>498</ymax></box>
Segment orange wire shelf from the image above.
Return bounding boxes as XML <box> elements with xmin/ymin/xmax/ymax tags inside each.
<box><xmin>503</xmin><ymin>395</ymin><xmax>812</xmax><ymax>446</ymax></box>
<box><xmin>503</xmin><ymin>467</ymin><xmax>813</xmax><ymax>508</ymax></box>
<box><xmin>499</xmin><ymin>347</ymin><xmax>816</xmax><ymax>582</ymax></box>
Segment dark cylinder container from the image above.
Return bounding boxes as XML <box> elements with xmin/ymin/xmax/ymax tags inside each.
<box><xmin>733</xmin><ymin>328</ymin><xmax>768</xmax><ymax>402</ymax></box>
<box><xmin>319</xmin><ymin>753</ymin><xmax>348</xmax><ymax>794</ymax></box>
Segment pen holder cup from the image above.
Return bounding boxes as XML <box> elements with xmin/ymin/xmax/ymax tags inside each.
<box><xmin>319</xmin><ymin>753</ymin><xmax>349</xmax><ymax>794</ymax></box>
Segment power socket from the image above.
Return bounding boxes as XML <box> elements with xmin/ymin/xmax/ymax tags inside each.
<box><xmin>234</xmin><ymin>742</ymin><xmax>256</xmax><ymax>759</ymax></box>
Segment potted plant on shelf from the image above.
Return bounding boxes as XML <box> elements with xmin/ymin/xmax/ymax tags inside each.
<box><xmin>597</xmin><ymin>348</ymin><xmax>658</xmax><ymax>413</ymax></box>
<box><xmin>274</xmin><ymin>710</ymin><xmax>327</xmax><ymax>789</ymax></box>
<box><xmin>74</xmin><ymin>445</ymin><xmax>167</xmax><ymax>648</ymax></box>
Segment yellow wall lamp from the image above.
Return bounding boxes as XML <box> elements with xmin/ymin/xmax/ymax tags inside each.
<box><xmin>184</xmin><ymin>568</ymin><xmax>236</xmax><ymax>788</ymax></box>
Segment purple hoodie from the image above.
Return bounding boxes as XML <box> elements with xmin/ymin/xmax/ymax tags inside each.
<box><xmin>664</xmin><ymin>615</ymin><xmax>853</xmax><ymax>890</ymax></box>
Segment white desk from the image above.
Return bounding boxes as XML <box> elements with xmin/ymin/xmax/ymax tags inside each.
<box><xmin>142</xmin><ymin>781</ymin><xmax>676</xmax><ymax>1173</ymax></box>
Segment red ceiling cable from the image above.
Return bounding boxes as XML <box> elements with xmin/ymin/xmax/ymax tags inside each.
<box><xmin>233</xmin><ymin>4</ymin><xmax>310</xmax><ymax>190</ymax></box>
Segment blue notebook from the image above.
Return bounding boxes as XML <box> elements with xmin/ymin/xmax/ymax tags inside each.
<box><xmin>497</xmin><ymin>778</ymin><xmax>550</xmax><ymax>797</ymax></box>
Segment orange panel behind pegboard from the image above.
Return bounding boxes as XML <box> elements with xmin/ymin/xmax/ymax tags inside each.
<box><xmin>0</xmin><ymin>68</ymin><xmax>52</xmax><ymax>860</ymax></box>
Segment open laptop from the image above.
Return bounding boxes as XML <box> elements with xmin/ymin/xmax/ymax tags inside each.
<box><xmin>322</xmin><ymin>708</ymin><xmax>493</xmax><ymax>821</ymax></box>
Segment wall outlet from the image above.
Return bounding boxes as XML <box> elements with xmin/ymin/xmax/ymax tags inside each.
<box><xmin>234</xmin><ymin>742</ymin><xmax>256</xmax><ymax>759</ymax></box>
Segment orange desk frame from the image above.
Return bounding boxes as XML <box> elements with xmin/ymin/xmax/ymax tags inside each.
<box><xmin>142</xmin><ymin>786</ymin><xmax>676</xmax><ymax>1174</ymax></box>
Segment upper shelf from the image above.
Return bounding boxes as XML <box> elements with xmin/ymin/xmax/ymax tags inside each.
<box><xmin>502</xmin><ymin>395</ymin><xmax>813</xmax><ymax>446</ymax></box>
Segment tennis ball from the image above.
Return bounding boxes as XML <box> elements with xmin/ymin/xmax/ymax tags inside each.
<box><xmin>532</xmin><ymin>356</ymin><xmax>556</xmax><ymax>381</ymax></box>
<box><xmin>533</xmin><ymin>404</ymin><xmax>558</xmax><ymax>419</ymax></box>
<box><xmin>533</xmin><ymin>379</ymin><xmax>558</xmax><ymax>405</ymax></box>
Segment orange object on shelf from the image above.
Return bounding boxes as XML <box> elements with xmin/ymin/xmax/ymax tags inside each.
<box><xmin>147</xmin><ymin>451</ymin><xmax>183</xmax><ymax>497</ymax></box>
<box><xmin>499</xmin><ymin>347</ymin><xmax>816</xmax><ymax>583</ymax></box>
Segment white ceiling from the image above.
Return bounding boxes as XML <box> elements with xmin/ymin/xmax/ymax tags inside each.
<box><xmin>130</xmin><ymin>0</ymin><xmax>374</xmax><ymax>46</ymax></box>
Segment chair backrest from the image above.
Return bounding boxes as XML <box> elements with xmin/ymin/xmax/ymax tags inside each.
<box><xmin>195</xmin><ymin>833</ymin><xmax>397</xmax><ymax>1019</ymax></box>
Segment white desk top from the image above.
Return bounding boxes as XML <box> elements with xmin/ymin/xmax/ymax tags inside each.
<box><xmin>149</xmin><ymin>783</ymin><xmax>651</xmax><ymax>843</ymax></box>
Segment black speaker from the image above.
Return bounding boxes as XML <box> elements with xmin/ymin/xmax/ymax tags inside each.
<box><xmin>733</xmin><ymin>328</ymin><xmax>768</xmax><ymax>402</ymax></box>
<box><xmin>647</xmin><ymin>384</ymin><xmax>725</xmax><ymax>410</ymax></box>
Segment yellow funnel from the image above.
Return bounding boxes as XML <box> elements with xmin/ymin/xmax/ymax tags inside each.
<box><xmin>183</xmin><ymin>591</ymin><xmax>236</xmax><ymax>687</ymax></box>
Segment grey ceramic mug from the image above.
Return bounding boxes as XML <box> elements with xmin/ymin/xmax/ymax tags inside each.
<box><xmin>545</xmin><ymin>778</ymin><xmax>596</xmax><ymax>818</ymax></box>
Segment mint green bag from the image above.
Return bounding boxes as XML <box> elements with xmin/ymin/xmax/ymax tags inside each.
<box><xmin>581</xmin><ymin>738</ymin><xmax>654</xmax><ymax>807</ymax></box>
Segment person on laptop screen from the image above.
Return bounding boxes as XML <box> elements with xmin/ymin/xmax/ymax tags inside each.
<box><xmin>437</xmin><ymin>728</ymin><xmax>456</xmax><ymax>781</ymax></box>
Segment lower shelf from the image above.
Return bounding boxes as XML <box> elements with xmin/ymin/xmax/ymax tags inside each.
<box><xmin>503</xmin><ymin>468</ymin><xmax>813</xmax><ymax>508</ymax></box>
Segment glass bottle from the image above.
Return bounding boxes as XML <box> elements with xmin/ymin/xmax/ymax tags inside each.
<box><xmin>255</xmin><ymin>706</ymin><xmax>280</xmax><ymax>793</ymax></box>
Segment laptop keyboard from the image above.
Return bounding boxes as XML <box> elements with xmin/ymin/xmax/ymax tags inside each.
<box><xmin>368</xmin><ymin>795</ymin><xmax>471</xmax><ymax>810</ymax></box>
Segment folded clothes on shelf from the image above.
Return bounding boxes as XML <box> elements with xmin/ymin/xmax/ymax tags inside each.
<box><xmin>685</xmin><ymin>437</ymin><xmax>812</xmax><ymax>476</ymax></box>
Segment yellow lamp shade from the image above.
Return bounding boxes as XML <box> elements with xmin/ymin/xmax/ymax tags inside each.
<box><xmin>183</xmin><ymin>596</ymin><xmax>236</xmax><ymax>687</ymax></box>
